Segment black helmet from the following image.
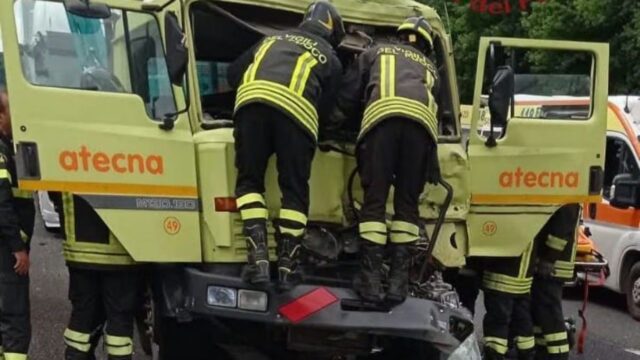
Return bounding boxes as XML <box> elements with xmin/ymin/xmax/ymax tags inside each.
<box><xmin>301</xmin><ymin>1</ymin><xmax>346</xmax><ymax>47</ymax></box>
<box><xmin>397</xmin><ymin>17</ymin><xmax>434</xmax><ymax>54</ymax></box>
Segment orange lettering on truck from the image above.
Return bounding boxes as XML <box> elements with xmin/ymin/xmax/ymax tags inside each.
<box><xmin>499</xmin><ymin>167</ymin><xmax>579</xmax><ymax>188</ymax></box>
<box><xmin>59</xmin><ymin>146</ymin><xmax>164</xmax><ymax>175</ymax></box>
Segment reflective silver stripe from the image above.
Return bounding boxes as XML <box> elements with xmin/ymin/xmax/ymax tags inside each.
<box><xmin>81</xmin><ymin>195</ymin><xmax>199</xmax><ymax>211</ymax></box>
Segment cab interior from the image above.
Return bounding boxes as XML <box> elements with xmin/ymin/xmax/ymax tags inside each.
<box><xmin>187</xmin><ymin>1</ymin><xmax>458</xmax><ymax>141</ymax></box>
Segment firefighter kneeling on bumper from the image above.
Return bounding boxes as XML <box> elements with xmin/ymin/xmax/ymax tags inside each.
<box><xmin>227</xmin><ymin>1</ymin><xmax>344</xmax><ymax>289</ymax></box>
<box><xmin>334</xmin><ymin>17</ymin><xmax>440</xmax><ymax>304</ymax></box>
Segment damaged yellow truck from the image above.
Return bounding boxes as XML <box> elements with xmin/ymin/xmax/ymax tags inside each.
<box><xmin>0</xmin><ymin>0</ymin><xmax>609</xmax><ymax>359</ymax></box>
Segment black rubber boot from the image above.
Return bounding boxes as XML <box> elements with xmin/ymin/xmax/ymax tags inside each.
<box><xmin>277</xmin><ymin>234</ymin><xmax>303</xmax><ymax>291</ymax></box>
<box><xmin>243</xmin><ymin>222</ymin><xmax>270</xmax><ymax>284</ymax></box>
<box><xmin>483</xmin><ymin>348</ymin><xmax>506</xmax><ymax>360</ymax></box>
<box><xmin>353</xmin><ymin>240</ymin><xmax>385</xmax><ymax>303</ymax></box>
<box><xmin>386</xmin><ymin>244</ymin><xmax>411</xmax><ymax>305</ymax></box>
<box><xmin>518</xmin><ymin>349</ymin><xmax>535</xmax><ymax>360</ymax></box>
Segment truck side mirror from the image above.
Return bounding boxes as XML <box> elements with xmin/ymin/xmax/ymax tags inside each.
<box><xmin>610</xmin><ymin>174</ymin><xmax>640</xmax><ymax>209</ymax></box>
<box><xmin>485</xmin><ymin>66</ymin><xmax>514</xmax><ymax>147</ymax></box>
<box><xmin>64</xmin><ymin>0</ymin><xmax>111</xmax><ymax>19</ymax></box>
<box><xmin>165</xmin><ymin>12</ymin><xmax>188</xmax><ymax>86</ymax></box>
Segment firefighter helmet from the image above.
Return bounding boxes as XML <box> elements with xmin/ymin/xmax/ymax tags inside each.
<box><xmin>302</xmin><ymin>1</ymin><xmax>346</xmax><ymax>47</ymax></box>
<box><xmin>397</xmin><ymin>17</ymin><xmax>434</xmax><ymax>54</ymax></box>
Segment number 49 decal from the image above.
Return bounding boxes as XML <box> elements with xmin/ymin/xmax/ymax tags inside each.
<box><xmin>164</xmin><ymin>217</ymin><xmax>182</xmax><ymax>235</ymax></box>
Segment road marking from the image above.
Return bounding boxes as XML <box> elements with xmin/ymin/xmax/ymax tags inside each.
<box><xmin>626</xmin><ymin>349</ymin><xmax>640</xmax><ymax>356</ymax></box>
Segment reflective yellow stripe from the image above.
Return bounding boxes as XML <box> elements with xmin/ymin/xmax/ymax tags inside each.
<box><xmin>390</xmin><ymin>232</ymin><xmax>419</xmax><ymax>244</ymax></box>
<box><xmin>240</xmin><ymin>208</ymin><xmax>269</xmax><ymax>221</ymax></box>
<box><xmin>484</xmin><ymin>337</ymin><xmax>508</xmax><ymax>354</ymax></box>
<box><xmin>11</xmin><ymin>188</ymin><xmax>33</xmax><ymax>199</ymax></box>
<box><xmin>279</xmin><ymin>209</ymin><xmax>308</xmax><ymax>226</ymax></box>
<box><xmin>0</xmin><ymin>169</ymin><xmax>8</xmax><ymax>180</ymax></box>
<box><xmin>380</xmin><ymin>55</ymin><xmax>388</xmax><ymax>98</ymax></box>
<box><xmin>518</xmin><ymin>242</ymin><xmax>534</xmax><ymax>278</ymax></box>
<box><xmin>390</xmin><ymin>221</ymin><xmax>419</xmax><ymax>236</ymax></box>
<box><xmin>555</xmin><ymin>260</ymin><xmax>575</xmax><ymax>269</ymax></box>
<box><xmin>516</xmin><ymin>336</ymin><xmax>535</xmax><ymax>350</ymax></box>
<box><xmin>547</xmin><ymin>344</ymin><xmax>570</xmax><ymax>354</ymax></box>
<box><xmin>388</xmin><ymin>55</ymin><xmax>396</xmax><ymax>97</ymax></box>
<box><xmin>64</xmin><ymin>328</ymin><xmax>91</xmax><ymax>353</ymax></box>
<box><xmin>360</xmin><ymin>97</ymin><xmax>438</xmax><ymax>141</ymax></box>
<box><xmin>544</xmin><ymin>332</ymin><xmax>568</xmax><ymax>342</ymax></box>
<box><xmin>483</xmin><ymin>272</ymin><xmax>533</xmax><ymax>294</ymax></box>
<box><xmin>546</xmin><ymin>235</ymin><xmax>568</xmax><ymax>251</ymax></box>
<box><xmin>20</xmin><ymin>230</ymin><xmax>28</xmax><ymax>243</ymax></box>
<box><xmin>359</xmin><ymin>222</ymin><xmax>387</xmax><ymax>234</ymax></box>
<box><xmin>105</xmin><ymin>335</ymin><xmax>133</xmax><ymax>356</ymax></box>
<box><xmin>279</xmin><ymin>226</ymin><xmax>305</xmax><ymax>237</ymax></box>
<box><xmin>535</xmin><ymin>338</ymin><xmax>547</xmax><ymax>346</ymax></box>
<box><xmin>236</xmin><ymin>81</ymin><xmax>319</xmax><ymax>138</ymax></box>
<box><xmin>4</xmin><ymin>354</ymin><xmax>27</xmax><ymax>360</ymax></box>
<box><xmin>361</xmin><ymin>232</ymin><xmax>387</xmax><ymax>245</ymax></box>
<box><xmin>290</xmin><ymin>52</ymin><xmax>318</xmax><ymax>96</ymax></box>
<box><xmin>398</xmin><ymin>24</ymin><xmax>433</xmax><ymax>46</ymax></box>
<box><xmin>236</xmin><ymin>193</ymin><xmax>266</xmax><ymax>208</ymax></box>
<box><xmin>246</xmin><ymin>38</ymin><xmax>276</xmax><ymax>83</ymax></box>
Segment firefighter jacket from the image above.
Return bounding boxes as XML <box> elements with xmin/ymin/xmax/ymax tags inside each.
<box><xmin>336</xmin><ymin>43</ymin><xmax>439</xmax><ymax>143</ymax></box>
<box><xmin>228</xmin><ymin>26</ymin><xmax>343</xmax><ymax>141</ymax></box>
<box><xmin>49</xmin><ymin>192</ymin><xmax>136</xmax><ymax>269</ymax></box>
<box><xmin>0</xmin><ymin>135</ymin><xmax>35</xmax><ymax>254</ymax></box>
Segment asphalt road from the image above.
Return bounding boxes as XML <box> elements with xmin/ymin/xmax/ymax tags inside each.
<box><xmin>26</xmin><ymin>215</ymin><xmax>640</xmax><ymax>360</ymax></box>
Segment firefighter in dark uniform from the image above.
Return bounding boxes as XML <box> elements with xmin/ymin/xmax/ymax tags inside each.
<box><xmin>0</xmin><ymin>88</ymin><xmax>35</xmax><ymax>360</ymax></box>
<box><xmin>532</xmin><ymin>204</ymin><xmax>580</xmax><ymax>360</ymax></box>
<box><xmin>227</xmin><ymin>1</ymin><xmax>344</xmax><ymax>289</ymax></box>
<box><xmin>334</xmin><ymin>17</ymin><xmax>440</xmax><ymax>304</ymax></box>
<box><xmin>49</xmin><ymin>192</ymin><xmax>142</xmax><ymax>360</ymax></box>
<box><xmin>482</xmin><ymin>242</ymin><xmax>537</xmax><ymax>358</ymax></box>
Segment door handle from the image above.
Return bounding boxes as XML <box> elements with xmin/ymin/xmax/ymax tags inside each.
<box><xmin>16</xmin><ymin>142</ymin><xmax>41</xmax><ymax>180</ymax></box>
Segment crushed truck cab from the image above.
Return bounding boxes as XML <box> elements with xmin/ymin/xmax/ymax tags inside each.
<box><xmin>0</xmin><ymin>0</ymin><xmax>609</xmax><ymax>358</ymax></box>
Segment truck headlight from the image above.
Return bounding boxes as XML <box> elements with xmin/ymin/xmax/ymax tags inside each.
<box><xmin>238</xmin><ymin>289</ymin><xmax>268</xmax><ymax>312</ymax></box>
<box><xmin>447</xmin><ymin>333</ymin><xmax>481</xmax><ymax>360</ymax></box>
<box><xmin>207</xmin><ymin>286</ymin><xmax>237</xmax><ymax>308</ymax></box>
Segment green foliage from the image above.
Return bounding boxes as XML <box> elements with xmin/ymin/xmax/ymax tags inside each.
<box><xmin>419</xmin><ymin>0</ymin><xmax>640</xmax><ymax>102</ymax></box>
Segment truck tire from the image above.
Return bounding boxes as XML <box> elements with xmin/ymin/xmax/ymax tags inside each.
<box><xmin>626</xmin><ymin>262</ymin><xmax>640</xmax><ymax>321</ymax></box>
<box><xmin>155</xmin><ymin>316</ymin><xmax>218</xmax><ymax>360</ymax></box>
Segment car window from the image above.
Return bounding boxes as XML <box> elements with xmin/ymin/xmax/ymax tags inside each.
<box><xmin>603</xmin><ymin>136</ymin><xmax>640</xmax><ymax>199</ymax></box>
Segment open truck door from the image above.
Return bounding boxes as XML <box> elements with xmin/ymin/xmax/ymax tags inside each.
<box><xmin>0</xmin><ymin>0</ymin><xmax>201</xmax><ymax>262</ymax></box>
<box><xmin>467</xmin><ymin>37</ymin><xmax>609</xmax><ymax>257</ymax></box>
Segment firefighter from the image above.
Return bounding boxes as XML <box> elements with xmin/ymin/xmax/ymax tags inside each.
<box><xmin>334</xmin><ymin>17</ymin><xmax>440</xmax><ymax>304</ymax></box>
<box><xmin>49</xmin><ymin>191</ymin><xmax>142</xmax><ymax>360</ymax></box>
<box><xmin>227</xmin><ymin>1</ymin><xmax>344</xmax><ymax>289</ymax></box>
<box><xmin>532</xmin><ymin>204</ymin><xmax>580</xmax><ymax>360</ymax></box>
<box><xmin>0</xmin><ymin>88</ymin><xmax>35</xmax><ymax>360</ymax></box>
<box><xmin>481</xmin><ymin>244</ymin><xmax>536</xmax><ymax>359</ymax></box>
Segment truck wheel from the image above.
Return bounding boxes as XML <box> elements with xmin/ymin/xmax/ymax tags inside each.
<box><xmin>627</xmin><ymin>262</ymin><xmax>640</xmax><ymax>321</ymax></box>
<box><xmin>155</xmin><ymin>316</ymin><xmax>217</xmax><ymax>360</ymax></box>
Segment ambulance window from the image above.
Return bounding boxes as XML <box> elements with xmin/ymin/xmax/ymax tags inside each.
<box><xmin>603</xmin><ymin>137</ymin><xmax>640</xmax><ymax>199</ymax></box>
<box><xmin>12</xmin><ymin>0</ymin><xmax>176</xmax><ymax>121</ymax></box>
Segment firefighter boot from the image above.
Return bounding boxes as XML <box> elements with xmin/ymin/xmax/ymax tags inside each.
<box><xmin>244</xmin><ymin>223</ymin><xmax>270</xmax><ymax>284</ymax></box>
<box><xmin>483</xmin><ymin>348</ymin><xmax>506</xmax><ymax>360</ymax></box>
<box><xmin>278</xmin><ymin>234</ymin><xmax>303</xmax><ymax>290</ymax></box>
<box><xmin>354</xmin><ymin>240</ymin><xmax>385</xmax><ymax>303</ymax></box>
<box><xmin>518</xmin><ymin>349</ymin><xmax>535</xmax><ymax>360</ymax></box>
<box><xmin>386</xmin><ymin>244</ymin><xmax>411</xmax><ymax>305</ymax></box>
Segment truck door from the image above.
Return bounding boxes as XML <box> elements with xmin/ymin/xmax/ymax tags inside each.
<box><xmin>0</xmin><ymin>0</ymin><xmax>201</xmax><ymax>262</ymax></box>
<box><xmin>467</xmin><ymin>37</ymin><xmax>609</xmax><ymax>257</ymax></box>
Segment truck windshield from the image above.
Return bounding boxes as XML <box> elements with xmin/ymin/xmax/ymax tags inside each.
<box><xmin>13</xmin><ymin>0</ymin><xmax>176</xmax><ymax>120</ymax></box>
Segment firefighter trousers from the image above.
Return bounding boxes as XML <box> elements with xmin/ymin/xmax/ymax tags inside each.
<box><xmin>234</xmin><ymin>104</ymin><xmax>316</xmax><ymax>236</ymax></box>
<box><xmin>357</xmin><ymin>119</ymin><xmax>436</xmax><ymax>245</ymax></box>
<box><xmin>64</xmin><ymin>267</ymin><xmax>142</xmax><ymax>360</ymax></box>
<box><xmin>532</xmin><ymin>277</ymin><xmax>570</xmax><ymax>360</ymax></box>
<box><xmin>0</xmin><ymin>245</ymin><xmax>31</xmax><ymax>360</ymax></box>
<box><xmin>483</xmin><ymin>290</ymin><xmax>535</xmax><ymax>359</ymax></box>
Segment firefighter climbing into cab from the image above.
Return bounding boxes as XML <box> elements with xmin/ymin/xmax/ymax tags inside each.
<box><xmin>333</xmin><ymin>17</ymin><xmax>440</xmax><ymax>304</ymax></box>
<box><xmin>227</xmin><ymin>0</ymin><xmax>344</xmax><ymax>289</ymax></box>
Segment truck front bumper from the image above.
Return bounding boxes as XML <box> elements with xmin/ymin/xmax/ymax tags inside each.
<box><xmin>181</xmin><ymin>267</ymin><xmax>477</xmax><ymax>356</ymax></box>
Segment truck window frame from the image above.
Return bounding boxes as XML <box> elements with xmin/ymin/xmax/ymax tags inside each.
<box><xmin>603</xmin><ymin>131</ymin><xmax>640</xmax><ymax>199</ymax></box>
<box><xmin>11</xmin><ymin>0</ymin><xmax>177</xmax><ymax>122</ymax></box>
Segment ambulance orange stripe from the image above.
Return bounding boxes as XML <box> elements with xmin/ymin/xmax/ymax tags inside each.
<box><xmin>472</xmin><ymin>194</ymin><xmax>601</xmax><ymax>205</ymax></box>
<box><xmin>584</xmin><ymin>202</ymin><xmax>640</xmax><ymax>228</ymax></box>
<box><xmin>19</xmin><ymin>180</ymin><xmax>198</xmax><ymax>197</ymax></box>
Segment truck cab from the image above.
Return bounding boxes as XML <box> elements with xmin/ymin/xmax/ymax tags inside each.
<box><xmin>0</xmin><ymin>0</ymin><xmax>610</xmax><ymax>358</ymax></box>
